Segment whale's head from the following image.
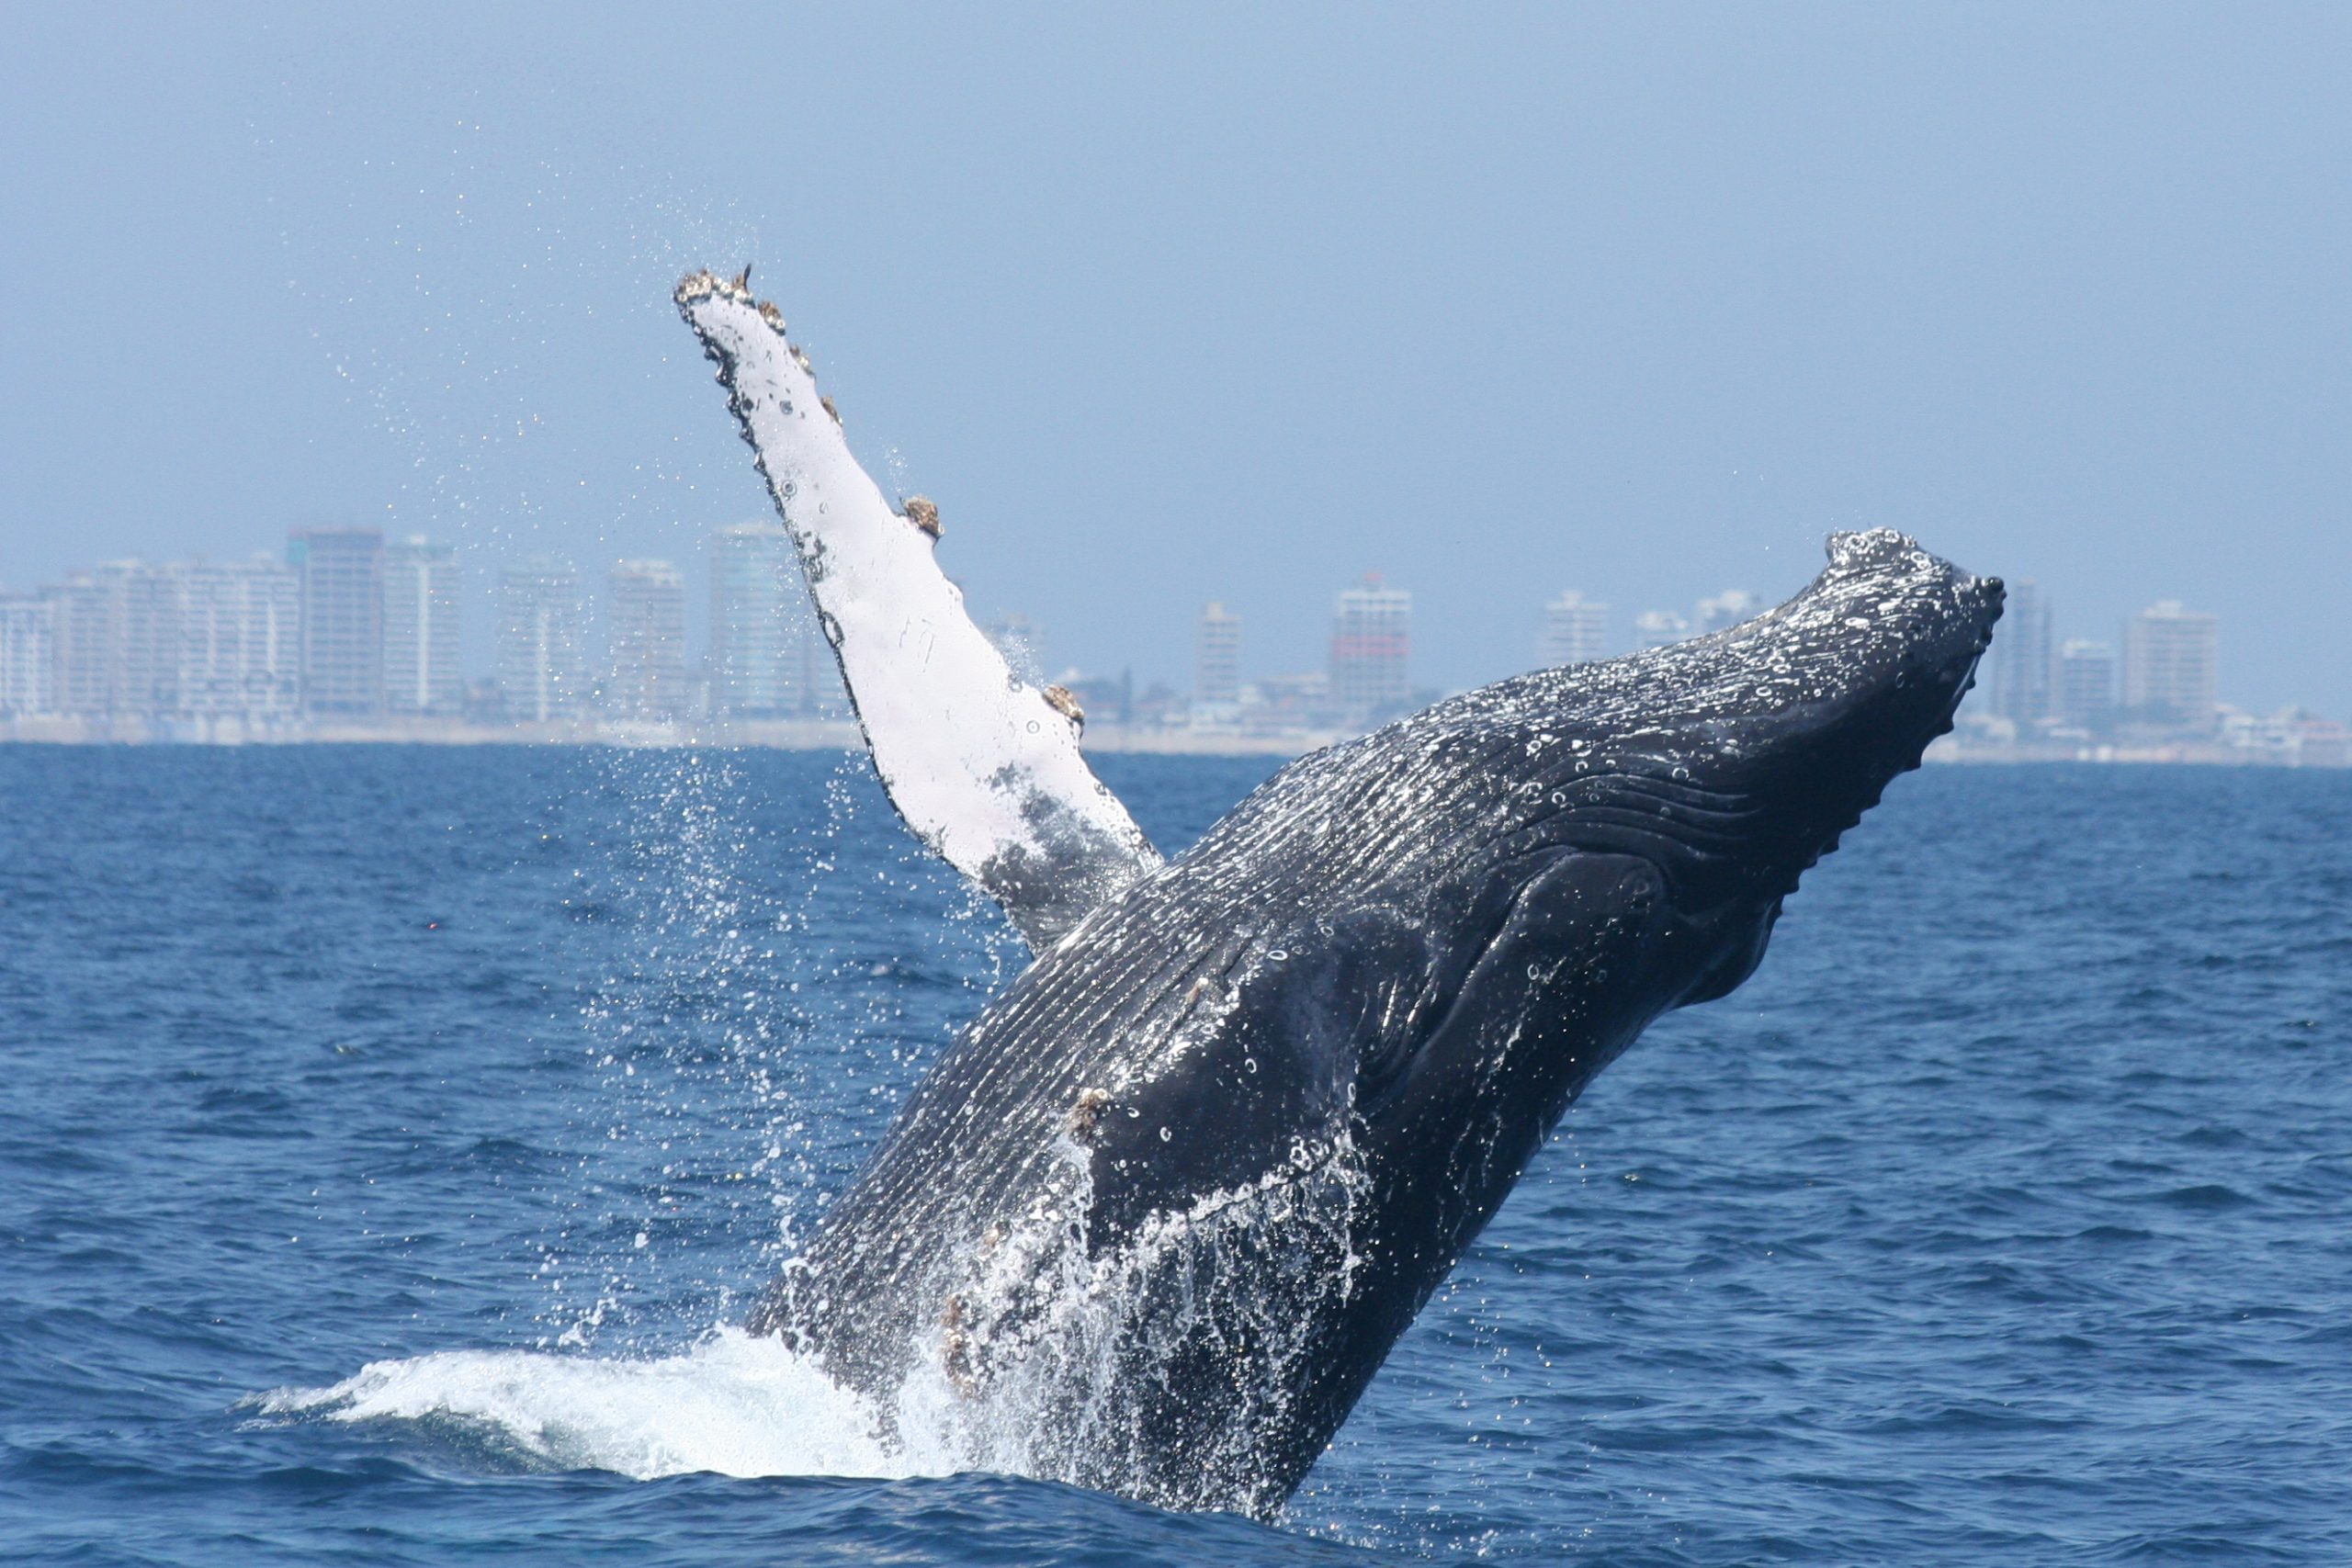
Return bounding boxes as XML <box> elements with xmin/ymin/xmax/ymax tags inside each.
<box><xmin>1500</xmin><ymin>527</ymin><xmax>2003</xmax><ymax>1009</ymax></box>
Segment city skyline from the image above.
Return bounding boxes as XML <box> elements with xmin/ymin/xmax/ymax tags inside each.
<box><xmin>5</xmin><ymin>521</ymin><xmax>2329</xmax><ymax>756</ymax></box>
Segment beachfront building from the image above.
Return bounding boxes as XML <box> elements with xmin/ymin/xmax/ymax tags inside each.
<box><xmin>383</xmin><ymin>536</ymin><xmax>464</xmax><ymax>716</ymax></box>
<box><xmin>1992</xmin><ymin>578</ymin><xmax>2054</xmax><ymax>728</ymax></box>
<box><xmin>708</xmin><ymin>522</ymin><xmax>804</xmax><ymax>716</ymax></box>
<box><xmin>289</xmin><ymin>528</ymin><xmax>385</xmax><ymax>717</ymax></box>
<box><xmin>1539</xmin><ymin>591</ymin><xmax>1609</xmax><ymax>667</ymax></box>
<box><xmin>0</xmin><ymin>594</ymin><xmax>54</xmax><ymax>716</ymax></box>
<box><xmin>172</xmin><ymin>558</ymin><xmax>300</xmax><ymax>721</ymax></box>
<box><xmin>496</xmin><ymin>557</ymin><xmax>589</xmax><ymax>723</ymax></box>
<box><xmin>608</xmin><ymin>558</ymin><xmax>688</xmax><ymax>719</ymax></box>
<box><xmin>2124</xmin><ymin>601</ymin><xmax>2219</xmax><ymax>732</ymax></box>
<box><xmin>1329</xmin><ymin>576</ymin><xmax>1410</xmax><ymax>724</ymax></box>
<box><xmin>1195</xmin><ymin>601</ymin><xmax>1242</xmax><ymax>710</ymax></box>
<box><xmin>2057</xmin><ymin>639</ymin><xmax>2116</xmax><ymax>730</ymax></box>
<box><xmin>45</xmin><ymin>561</ymin><xmax>179</xmax><ymax>717</ymax></box>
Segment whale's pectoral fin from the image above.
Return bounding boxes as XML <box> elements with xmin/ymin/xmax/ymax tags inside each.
<box><xmin>674</xmin><ymin>271</ymin><xmax>1163</xmax><ymax>949</ymax></box>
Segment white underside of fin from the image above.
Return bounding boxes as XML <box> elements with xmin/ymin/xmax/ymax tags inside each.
<box><xmin>676</xmin><ymin>272</ymin><xmax>1162</xmax><ymax>948</ymax></box>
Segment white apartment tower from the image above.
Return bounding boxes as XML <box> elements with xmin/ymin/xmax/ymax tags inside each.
<box><xmin>1329</xmin><ymin>576</ymin><xmax>1411</xmax><ymax>721</ymax></box>
<box><xmin>1992</xmin><ymin>578</ymin><xmax>2054</xmax><ymax>726</ymax></box>
<box><xmin>45</xmin><ymin>561</ymin><xmax>178</xmax><ymax>717</ymax></box>
<box><xmin>2057</xmin><ymin>639</ymin><xmax>2116</xmax><ymax>729</ymax></box>
<box><xmin>497</xmin><ymin>557</ymin><xmax>589</xmax><ymax>722</ymax></box>
<box><xmin>1540</xmin><ymin>592</ymin><xmax>1609</xmax><ymax>667</ymax></box>
<box><xmin>2123</xmin><ymin>601</ymin><xmax>2219</xmax><ymax>731</ymax></box>
<box><xmin>1195</xmin><ymin>602</ymin><xmax>1242</xmax><ymax>706</ymax></box>
<box><xmin>0</xmin><ymin>594</ymin><xmax>53</xmax><ymax>716</ymax></box>
<box><xmin>384</xmin><ymin>536</ymin><xmax>464</xmax><ymax>716</ymax></box>
<box><xmin>172</xmin><ymin>558</ymin><xmax>300</xmax><ymax>719</ymax></box>
<box><xmin>708</xmin><ymin>522</ymin><xmax>804</xmax><ymax>716</ymax></box>
<box><xmin>288</xmin><ymin>528</ymin><xmax>385</xmax><ymax>717</ymax></box>
<box><xmin>608</xmin><ymin>558</ymin><xmax>688</xmax><ymax>719</ymax></box>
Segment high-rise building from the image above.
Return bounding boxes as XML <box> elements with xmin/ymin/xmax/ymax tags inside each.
<box><xmin>1539</xmin><ymin>591</ymin><xmax>1609</xmax><ymax>667</ymax></box>
<box><xmin>44</xmin><ymin>561</ymin><xmax>178</xmax><ymax>717</ymax></box>
<box><xmin>1195</xmin><ymin>602</ymin><xmax>1242</xmax><ymax>706</ymax></box>
<box><xmin>383</xmin><ymin>536</ymin><xmax>464</xmax><ymax>716</ymax></box>
<box><xmin>2057</xmin><ymin>639</ymin><xmax>2116</xmax><ymax>729</ymax></box>
<box><xmin>496</xmin><ymin>557</ymin><xmax>589</xmax><ymax>722</ymax></box>
<box><xmin>1694</xmin><ymin>589</ymin><xmax>1762</xmax><ymax>637</ymax></box>
<box><xmin>1329</xmin><ymin>576</ymin><xmax>1410</xmax><ymax>721</ymax></box>
<box><xmin>172</xmin><ymin>558</ymin><xmax>300</xmax><ymax>719</ymax></box>
<box><xmin>708</xmin><ymin>522</ymin><xmax>803</xmax><ymax>716</ymax></box>
<box><xmin>43</xmin><ymin>575</ymin><xmax>111</xmax><ymax>716</ymax></box>
<box><xmin>1991</xmin><ymin>578</ymin><xmax>2053</xmax><ymax>727</ymax></box>
<box><xmin>2123</xmin><ymin>600</ymin><xmax>2219</xmax><ymax>730</ymax></box>
<box><xmin>288</xmin><ymin>528</ymin><xmax>384</xmax><ymax>716</ymax></box>
<box><xmin>1634</xmin><ymin>609</ymin><xmax>1689</xmax><ymax>649</ymax></box>
<box><xmin>0</xmin><ymin>594</ymin><xmax>53</xmax><ymax>716</ymax></box>
<box><xmin>608</xmin><ymin>558</ymin><xmax>687</xmax><ymax>719</ymax></box>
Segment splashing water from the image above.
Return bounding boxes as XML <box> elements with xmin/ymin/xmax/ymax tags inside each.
<box><xmin>257</xmin><ymin>1328</ymin><xmax>946</xmax><ymax>1482</ymax></box>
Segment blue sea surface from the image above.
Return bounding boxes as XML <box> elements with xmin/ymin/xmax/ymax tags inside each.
<box><xmin>1</xmin><ymin>748</ymin><xmax>2346</xmax><ymax>1564</ymax></box>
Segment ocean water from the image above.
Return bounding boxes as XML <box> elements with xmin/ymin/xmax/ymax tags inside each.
<box><xmin>2</xmin><ymin>747</ymin><xmax>2346</xmax><ymax>1565</ymax></box>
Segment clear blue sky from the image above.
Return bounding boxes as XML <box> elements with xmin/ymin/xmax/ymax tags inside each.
<box><xmin>3</xmin><ymin>4</ymin><xmax>2346</xmax><ymax>711</ymax></box>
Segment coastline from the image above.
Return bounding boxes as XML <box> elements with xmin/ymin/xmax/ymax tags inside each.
<box><xmin>2</xmin><ymin>715</ymin><xmax>2345</xmax><ymax>767</ymax></box>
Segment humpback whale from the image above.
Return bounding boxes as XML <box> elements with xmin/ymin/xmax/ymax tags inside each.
<box><xmin>674</xmin><ymin>270</ymin><xmax>2003</xmax><ymax>1517</ymax></box>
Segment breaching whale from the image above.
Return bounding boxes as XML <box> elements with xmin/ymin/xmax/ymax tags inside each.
<box><xmin>673</xmin><ymin>270</ymin><xmax>2003</xmax><ymax>1517</ymax></box>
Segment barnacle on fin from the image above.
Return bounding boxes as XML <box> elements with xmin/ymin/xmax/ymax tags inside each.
<box><xmin>904</xmin><ymin>496</ymin><xmax>943</xmax><ymax>539</ymax></box>
<box><xmin>1043</xmin><ymin>685</ymin><xmax>1085</xmax><ymax>734</ymax></box>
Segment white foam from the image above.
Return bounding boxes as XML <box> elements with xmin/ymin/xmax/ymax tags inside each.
<box><xmin>261</xmin><ymin>1326</ymin><xmax>956</xmax><ymax>1481</ymax></box>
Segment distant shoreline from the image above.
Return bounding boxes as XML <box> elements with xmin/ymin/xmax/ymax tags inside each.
<box><xmin>0</xmin><ymin>716</ymin><xmax>1333</xmax><ymax>758</ymax></box>
<box><xmin>1</xmin><ymin>717</ymin><xmax>2345</xmax><ymax>768</ymax></box>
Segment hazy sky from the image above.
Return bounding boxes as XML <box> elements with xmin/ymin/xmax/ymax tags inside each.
<box><xmin>3</xmin><ymin>4</ymin><xmax>2346</xmax><ymax>710</ymax></box>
